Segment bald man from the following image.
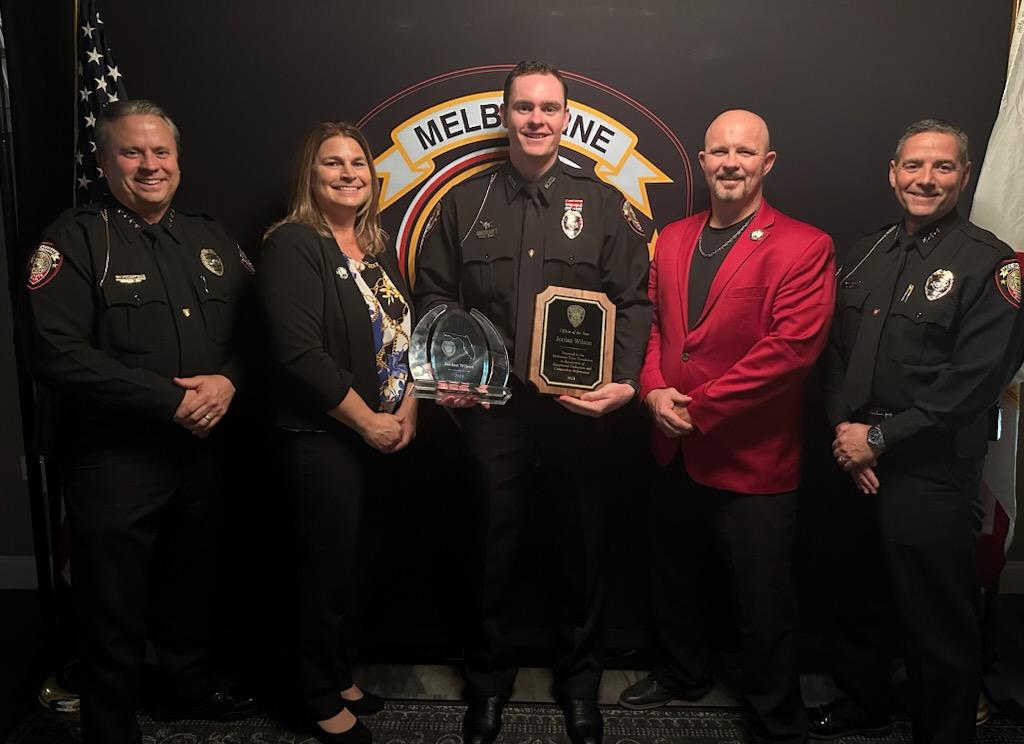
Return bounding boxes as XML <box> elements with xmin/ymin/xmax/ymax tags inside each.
<box><xmin>618</xmin><ymin>110</ymin><xmax>835</xmax><ymax>744</ymax></box>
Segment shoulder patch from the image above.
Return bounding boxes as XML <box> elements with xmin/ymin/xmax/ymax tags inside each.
<box><xmin>238</xmin><ymin>246</ymin><xmax>255</xmax><ymax>274</ymax></box>
<box><xmin>422</xmin><ymin>201</ymin><xmax>442</xmax><ymax>241</ymax></box>
<box><xmin>27</xmin><ymin>242</ymin><xmax>63</xmax><ymax>290</ymax></box>
<box><xmin>996</xmin><ymin>259</ymin><xmax>1021</xmax><ymax>308</ymax></box>
<box><xmin>621</xmin><ymin>199</ymin><xmax>644</xmax><ymax>237</ymax></box>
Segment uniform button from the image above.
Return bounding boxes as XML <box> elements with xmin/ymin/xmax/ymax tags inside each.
<box><xmin>569</xmin><ymin>254</ymin><xmax>575</xmax><ymax>262</ymax></box>
<box><xmin>916</xmin><ymin>312</ymin><xmax>923</xmax><ymax>318</ymax></box>
<box><xmin>528</xmin><ymin>249</ymin><xmax>535</xmax><ymax>258</ymax></box>
<box><xmin>872</xmin><ymin>307</ymin><xmax>880</xmax><ymax>315</ymax></box>
<box><xmin>484</xmin><ymin>253</ymin><xmax>490</xmax><ymax>260</ymax></box>
<box><xmin>681</xmin><ymin>352</ymin><xmax>690</xmax><ymax>361</ymax></box>
<box><xmin>182</xmin><ymin>307</ymin><xmax>191</xmax><ymax>318</ymax></box>
<box><xmin>133</xmin><ymin>293</ymin><xmax>141</xmax><ymax>302</ymax></box>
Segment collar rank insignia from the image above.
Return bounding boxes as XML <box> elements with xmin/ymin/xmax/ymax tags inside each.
<box><xmin>562</xmin><ymin>199</ymin><xmax>584</xmax><ymax>240</ymax></box>
<box><xmin>26</xmin><ymin>242</ymin><xmax>63</xmax><ymax>290</ymax></box>
<box><xmin>476</xmin><ymin>219</ymin><xmax>497</xmax><ymax>239</ymax></box>
<box><xmin>621</xmin><ymin>199</ymin><xmax>645</xmax><ymax>237</ymax></box>
<box><xmin>924</xmin><ymin>268</ymin><xmax>954</xmax><ymax>301</ymax></box>
<box><xmin>996</xmin><ymin>260</ymin><xmax>1021</xmax><ymax>308</ymax></box>
<box><xmin>200</xmin><ymin>248</ymin><xmax>224</xmax><ymax>277</ymax></box>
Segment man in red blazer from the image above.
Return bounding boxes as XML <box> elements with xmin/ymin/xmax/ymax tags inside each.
<box><xmin>617</xmin><ymin>110</ymin><xmax>835</xmax><ymax>744</ymax></box>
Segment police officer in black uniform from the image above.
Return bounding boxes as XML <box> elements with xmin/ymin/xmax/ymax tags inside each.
<box><xmin>814</xmin><ymin>118</ymin><xmax>1024</xmax><ymax>743</ymax></box>
<box><xmin>414</xmin><ymin>61</ymin><xmax>651</xmax><ymax>744</ymax></box>
<box><xmin>26</xmin><ymin>100</ymin><xmax>255</xmax><ymax>744</ymax></box>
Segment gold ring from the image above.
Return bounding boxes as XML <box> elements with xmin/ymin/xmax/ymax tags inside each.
<box><xmin>203</xmin><ymin>414</ymin><xmax>213</xmax><ymax>422</ymax></box>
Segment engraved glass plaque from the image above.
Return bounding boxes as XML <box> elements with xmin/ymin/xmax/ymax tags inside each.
<box><xmin>529</xmin><ymin>287</ymin><xmax>615</xmax><ymax>396</ymax></box>
<box><xmin>409</xmin><ymin>304</ymin><xmax>512</xmax><ymax>404</ymax></box>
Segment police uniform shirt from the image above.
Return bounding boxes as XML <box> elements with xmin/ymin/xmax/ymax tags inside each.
<box><xmin>823</xmin><ymin>211</ymin><xmax>1023</xmax><ymax>455</ymax></box>
<box><xmin>27</xmin><ymin>200</ymin><xmax>252</xmax><ymax>426</ymax></box>
<box><xmin>414</xmin><ymin>160</ymin><xmax>652</xmax><ymax>383</ymax></box>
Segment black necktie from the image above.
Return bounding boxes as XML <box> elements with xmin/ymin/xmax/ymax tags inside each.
<box><xmin>514</xmin><ymin>184</ymin><xmax>544</xmax><ymax>383</ymax></box>
<box><xmin>843</xmin><ymin>234</ymin><xmax>914</xmax><ymax>412</ymax></box>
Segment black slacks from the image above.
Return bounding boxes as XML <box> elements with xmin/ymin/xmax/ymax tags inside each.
<box><xmin>454</xmin><ymin>384</ymin><xmax>613</xmax><ymax>701</ymax></box>
<box><xmin>826</xmin><ymin>439</ymin><xmax>984</xmax><ymax>744</ymax></box>
<box><xmin>278</xmin><ymin>428</ymin><xmax>375</xmax><ymax>720</ymax></box>
<box><xmin>649</xmin><ymin>457</ymin><xmax>806</xmax><ymax>744</ymax></box>
<box><xmin>64</xmin><ymin>428</ymin><xmax>221</xmax><ymax>744</ymax></box>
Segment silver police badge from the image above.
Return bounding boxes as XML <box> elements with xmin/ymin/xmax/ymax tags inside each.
<box><xmin>562</xmin><ymin>199</ymin><xmax>584</xmax><ymax>240</ymax></box>
<box><xmin>567</xmin><ymin>304</ymin><xmax>586</xmax><ymax>328</ymax></box>
<box><xmin>924</xmin><ymin>269</ymin><xmax>954</xmax><ymax>301</ymax></box>
<box><xmin>200</xmin><ymin>248</ymin><xmax>225</xmax><ymax>277</ymax></box>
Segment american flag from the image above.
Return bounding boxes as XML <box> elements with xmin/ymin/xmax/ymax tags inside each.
<box><xmin>74</xmin><ymin>0</ymin><xmax>127</xmax><ymax>203</ymax></box>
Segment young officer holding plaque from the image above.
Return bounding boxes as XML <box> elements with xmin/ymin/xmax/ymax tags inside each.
<box><xmin>413</xmin><ymin>60</ymin><xmax>651</xmax><ymax>744</ymax></box>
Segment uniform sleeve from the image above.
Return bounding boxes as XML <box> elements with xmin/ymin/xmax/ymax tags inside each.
<box><xmin>412</xmin><ymin>199</ymin><xmax>463</xmax><ymax>317</ymax></box>
<box><xmin>601</xmin><ymin>196</ymin><xmax>653</xmax><ymax>382</ymax></box>
<box><xmin>27</xmin><ymin>220</ymin><xmax>185</xmax><ymax>420</ymax></box>
<box><xmin>819</xmin><ymin>278</ymin><xmax>851</xmax><ymax>428</ymax></box>
<box><xmin>882</xmin><ymin>253</ymin><xmax>1024</xmax><ymax>448</ymax></box>
<box><xmin>258</xmin><ymin>226</ymin><xmax>353</xmax><ymax>412</ymax></box>
<box><xmin>687</xmin><ymin>233</ymin><xmax>836</xmax><ymax>435</ymax></box>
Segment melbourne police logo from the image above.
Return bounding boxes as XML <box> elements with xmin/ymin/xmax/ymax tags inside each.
<box><xmin>357</xmin><ymin>65</ymin><xmax>693</xmax><ymax>281</ymax></box>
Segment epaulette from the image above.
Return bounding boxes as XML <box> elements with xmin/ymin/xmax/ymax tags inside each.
<box><xmin>961</xmin><ymin>221</ymin><xmax>1014</xmax><ymax>255</ymax></box>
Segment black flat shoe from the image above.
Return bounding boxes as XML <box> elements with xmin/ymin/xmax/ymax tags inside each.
<box><xmin>310</xmin><ymin>719</ymin><xmax>372</xmax><ymax>744</ymax></box>
<box><xmin>462</xmin><ymin>695</ymin><xmax>506</xmax><ymax>744</ymax></box>
<box><xmin>808</xmin><ymin>704</ymin><xmax>892</xmax><ymax>740</ymax></box>
<box><xmin>562</xmin><ymin>698</ymin><xmax>603</xmax><ymax>744</ymax></box>
<box><xmin>343</xmin><ymin>689</ymin><xmax>385</xmax><ymax>716</ymax></box>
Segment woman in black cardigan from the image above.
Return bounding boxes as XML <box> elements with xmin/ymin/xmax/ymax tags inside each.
<box><xmin>259</xmin><ymin>122</ymin><xmax>416</xmax><ymax>744</ymax></box>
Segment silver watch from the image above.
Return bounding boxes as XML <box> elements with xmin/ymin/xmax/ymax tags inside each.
<box><xmin>866</xmin><ymin>424</ymin><xmax>886</xmax><ymax>452</ymax></box>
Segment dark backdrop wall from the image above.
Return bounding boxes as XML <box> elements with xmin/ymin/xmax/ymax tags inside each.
<box><xmin>2</xmin><ymin>0</ymin><xmax>1015</xmax><ymax>667</ymax></box>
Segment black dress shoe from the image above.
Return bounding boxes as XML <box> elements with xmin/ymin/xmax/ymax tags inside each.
<box><xmin>617</xmin><ymin>675</ymin><xmax>711</xmax><ymax>709</ymax></box>
<box><xmin>808</xmin><ymin>704</ymin><xmax>892</xmax><ymax>740</ymax></box>
<box><xmin>463</xmin><ymin>695</ymin><xmax>506</xmax><ymax>744</ymax></box>
<box><xmin>310</xmin><ymin>719</ymin><xmax>372</xmax><ymax>744</ymax></box>
<box><xmin>343</xmin><ymin>689</ymin><xmax>385</xmax><ymax>716</ymax></box>
<box><xmin>152</xmin><ymin>690</ymin><xmax>259</xmax><ymax>722</ymax></box>
<box><xmin>562</xmin><ymin>698</ymin><xmax>603</xmax><ymax>744</ymax></box>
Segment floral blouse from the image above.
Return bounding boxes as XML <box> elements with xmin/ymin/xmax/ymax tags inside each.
<box><xmin>343</xmin><ymin>254</ymin><xmax>411</xmax><ymax>412</ymax></box>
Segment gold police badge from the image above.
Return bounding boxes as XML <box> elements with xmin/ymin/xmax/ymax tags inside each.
<box><xmin>924</xmin><ymin>269</ymin><xmax>954</xmax><ymax>301</ymax></box>
<box><xmin>200</xmin><ymin>248</ymin><xmax>224</xmax><ymax>276</ymax></box>
<box><xmin>997</xmin><ymin>259</ymin><xmax>1021</xmax><ymax>307</ymax></box>
<box><xmin>27</xmin><ymin>242</ymin><xmax>63</xmax><ymax>290</ymax></box>
<box><xmin>567</xmin><ymin>303</ymin><xmax>586</xmax><ymax>328</ymax></box>
<box><xmin>562</xmin><ymin>199</ymin><xmax>584</xmax><ymax>240</ymax></box>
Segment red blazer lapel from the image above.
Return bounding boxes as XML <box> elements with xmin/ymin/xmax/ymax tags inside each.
<box><xmin>693</xmin><ymin>203</ymin><xmax>777</xmax><ymax>329</ymax></box>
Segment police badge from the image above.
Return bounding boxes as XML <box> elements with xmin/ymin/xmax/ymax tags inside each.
<box><xmin>996</xmin><ymin>260</ymin><xmax>1021</xmax><ymax>307</ymax></box>
<box><xmin>924</xmin><ymin>269</ymin><xmax>954</xmax><ymax>301</ymax></box>
<box><xmin>27</xmin><ymin>242</ymin><xmax>63</xmax><ymax>290</ymax></box>
<box><xmin>567</xmin><ymin>304</ymin><xmax>586</xmax><ymax>327</ymax></box>
<box><xmin>562</xmin><ymin>199</ymin><xmax>583</xmax><ymax>240</ymax></box>
<box><xmin>199</xmin><ymin>248</ymin><xmax>225</xmax><ymax>277</ymax></box>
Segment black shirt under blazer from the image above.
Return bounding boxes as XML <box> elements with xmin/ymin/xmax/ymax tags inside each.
<box><xmin>259</xmin><ymin>221</ymin><xmax>412</xmax><ymax>431</ymax></box>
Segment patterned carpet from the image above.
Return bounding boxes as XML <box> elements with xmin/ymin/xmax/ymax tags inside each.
<box><xmin>7</xmin><ymin>700</ymin><xmax>1024</xmax><ymax>744</ymax></box>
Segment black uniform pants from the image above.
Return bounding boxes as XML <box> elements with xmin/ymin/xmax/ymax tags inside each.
<box><xmin>454</xmin><ymin>384</ymin><xmax>612</xmax><ymax>701</ymax></box>
<box><xmin>649</xmin><ymin>457</ymin><xmax>805</xmax><ymax>744</ymax></box>
<box><xmin>827</xmin><ymin>439</ymin><xmax>984</xmax><ymax>744</ymax></box>
<box><xmin>278</xmin><ymin>429</ymin><xmax>372</xmax><ymax>721</ymax></box>
<box><xmin>64</xmin><ymin>429</ymin><xmax>221</xmax><ymax>744</ymax></box>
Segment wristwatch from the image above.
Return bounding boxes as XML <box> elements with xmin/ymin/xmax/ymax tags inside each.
<box><xmin>866</xmin><ymin>424</ymin><xmax>886</xmax><ymax>452</ymax></box>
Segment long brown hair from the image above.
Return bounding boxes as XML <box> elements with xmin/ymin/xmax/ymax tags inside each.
<box><xmin>265</xmin><ymin>121</ymin><xmax>387</xmax><ymax>255</ymax></box>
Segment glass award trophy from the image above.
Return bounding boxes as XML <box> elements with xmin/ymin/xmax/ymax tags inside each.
<box><xmin>408</xmin><ymin>304</ymin><xmax>512</xmax><ymax>404</ymax></box>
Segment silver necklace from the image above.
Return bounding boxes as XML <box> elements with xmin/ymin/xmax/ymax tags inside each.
<box><xmin>698</xmin><ymin>213</ymin><xmax>756</xmax><ymax>258</ymax></box>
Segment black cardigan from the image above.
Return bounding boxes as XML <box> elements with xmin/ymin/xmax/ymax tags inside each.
<box><xmin>258</xmin><ymin>221</ymin><xmax>412</xmax><ymax>431</ymax></box>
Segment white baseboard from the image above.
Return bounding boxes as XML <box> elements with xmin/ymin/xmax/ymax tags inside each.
<box><xmin>1000</xmin><ymin>560</ymin><xmax>1024</xmax><ymax>594</ymax></box>
<box><xmin>0</xmin><ymin>555</ymin><xmax>38</xmax><ymax>589</ymax></box>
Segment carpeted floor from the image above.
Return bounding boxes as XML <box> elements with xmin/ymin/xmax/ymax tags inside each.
<box><xmin>7</xmin><ymin>700</ymin><xmax>1024</xmax><ymax>744</ymax></box>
